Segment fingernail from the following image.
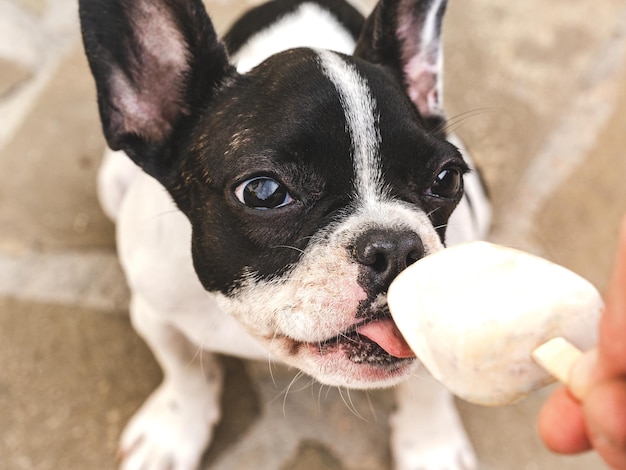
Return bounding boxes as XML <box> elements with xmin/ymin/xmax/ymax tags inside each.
<box><xmin>569</xmin><ymin>348</ymin><xmax>598</xmax><ymax>400</ymax></box>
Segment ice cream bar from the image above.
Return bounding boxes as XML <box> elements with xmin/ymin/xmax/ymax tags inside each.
<box><xmin>387</xmin><ymin>241</ymin><xmax>603</xmax><ymax>406</ymax></box>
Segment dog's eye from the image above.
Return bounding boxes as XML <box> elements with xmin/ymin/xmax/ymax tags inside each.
<box><xmin>235</xmin><ymin>177</ymin><xmax>293</xmax><ymax>210</ymax></box>
<box><xmin>426</xmin><ymin>168</ymin><xmax>463</xmax><ymax>199</ymax></box>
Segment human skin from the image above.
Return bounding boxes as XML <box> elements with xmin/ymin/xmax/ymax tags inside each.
<box><xmin>538</xmin><ymin>217</ymin><xmax>626</xmax><ymax>469</ymax></box>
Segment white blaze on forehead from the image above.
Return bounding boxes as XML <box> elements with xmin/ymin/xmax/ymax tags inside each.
<box><xmin>316</xmin><ymin>50</ymin><xmax>384</xmax><ymax>203</ymax></box>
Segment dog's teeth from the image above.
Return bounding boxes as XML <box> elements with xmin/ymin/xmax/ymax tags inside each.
<box><xmin>387</xmin><ymin>241</ymin><xmax>602</xmax><ymax>406</ymax></box>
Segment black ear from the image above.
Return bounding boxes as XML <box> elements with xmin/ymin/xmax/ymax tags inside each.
<box><xmin>354</xmin><ymin>0</ymin><xmax>447</xmax><ymax>130</ymax></box>
<box><xmin>79</xmin><ymin>0</ymin><xmax>236</xmax><ymax>179</ymax></box>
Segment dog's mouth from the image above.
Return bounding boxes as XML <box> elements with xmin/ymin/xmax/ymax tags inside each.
<box><xmin>353</xmin><ymin>318</ymin><xmax>415</xmax><ymax>359</ymax></box>
<box><xmin>316</xmin><ymin>303</ymin><xmax>416</xmax><ymax>367</ymax></box>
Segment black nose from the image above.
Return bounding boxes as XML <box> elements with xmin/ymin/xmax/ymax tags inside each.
<box><xmin>352</xmin><ymin>229</ymin><xmax>424</xmax><ymax>290</ymax></box>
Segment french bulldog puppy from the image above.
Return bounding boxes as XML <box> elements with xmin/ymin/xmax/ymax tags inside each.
<box><xmin>80</xmin><ymin>0</ymin><xmax>491</xmax><ymax>468</ymax></box>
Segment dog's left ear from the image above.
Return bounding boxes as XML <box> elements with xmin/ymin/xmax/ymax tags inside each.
<box><xmin>355</xmin><ymin>0</ymin><xmax>447</xmax><ymax>130</ymax></box>
<box><xmin>79</xmin><ymin>0</ymin><xmax>236</xmax><ymax>180</ymax></box>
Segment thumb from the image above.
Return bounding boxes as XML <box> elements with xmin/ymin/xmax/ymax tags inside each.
<box><xmin>597</xmin><ymin>217</ymin><xmax>626</xmax><ymax>379</ymax></box>
<box><xmin>566</xmin><ymin>217</ymin><xmax>626</xmax><ymax>398</ymax></box>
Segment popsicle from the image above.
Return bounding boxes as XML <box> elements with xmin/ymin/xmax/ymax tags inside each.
<box><xmin>387</xmin><ymin>241</ymin><xmax>603</xmax><ymax>406</ymax></box>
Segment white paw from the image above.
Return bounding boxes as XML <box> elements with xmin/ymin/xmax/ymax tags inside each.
<box><xmin>392</xmin><ymin>433</ymin><xmax>477</xmax><ymax>470</ymax></box>
<box><xmin>391</xmin><ymin>376</ymin><xmax>478</xmax><ymax>470</ymax></box>
<box><xmin>119</xmin><ymin>382</ymin><xmax>220</xmax><ymax>470</ymax></box>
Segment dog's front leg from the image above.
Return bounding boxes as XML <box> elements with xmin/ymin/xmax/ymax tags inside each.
<box><xmin>391</xmin><ymin>373</ymin><xmax>477</xmax><ymax>470</ymax></box>
<box><xmin>119</xmin><ymin>294</ymin><xmax>223</xmax><ymax>470</ymax></box>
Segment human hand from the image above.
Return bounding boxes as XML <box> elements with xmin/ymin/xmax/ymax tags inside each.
<box><xmin>538</xmin><ymin>217</ymin><xmax>626</xmax><ymax>469</ymax></box>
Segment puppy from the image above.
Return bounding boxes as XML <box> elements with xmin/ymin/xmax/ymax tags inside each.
<box><xmin>79</xmin><ymin>0</ymin><xmax>491</xmax><ymax>468</ymax></box>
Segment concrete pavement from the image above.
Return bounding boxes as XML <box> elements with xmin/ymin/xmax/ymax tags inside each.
<box><xmin>2</xmin><ymin>0</ymin><xmax>626</xmax><ymax>468</ymax></box>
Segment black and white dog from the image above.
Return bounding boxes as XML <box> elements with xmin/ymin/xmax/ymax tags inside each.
<box><xmin>80</xmin><ymin>0</ymin><xmax>491</xmax><ymax>468</ymax></box>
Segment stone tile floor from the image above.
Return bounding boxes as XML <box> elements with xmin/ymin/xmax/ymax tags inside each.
<box><xmin>2</xmin><ymin>0</ymin><xmax>626</xmax><ymax>468</ymax></box>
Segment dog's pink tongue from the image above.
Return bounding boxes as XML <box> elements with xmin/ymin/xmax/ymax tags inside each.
<box><xmin>357</xmin><ymin>319</ymin><xmax>415</xmax><ymax>358</ymax></box>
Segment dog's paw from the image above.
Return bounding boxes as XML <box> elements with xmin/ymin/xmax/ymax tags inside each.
<box><xmin>391</xmin><ymin>412</ymin><xmax>479</xmax><ymax>470</ymax></box>
<box><xmin>392</xmin><ymin>434</ymin><xmax>478</xmax><ymax>470</ymax></box>
<box><xmin>391</xmin><ymin>377</ymin><xmax>479</xmax><ymax>470</ymax></box>
<box><xmin>118</xmin><ymin>382</ymin><xmax>220</xmax><ymax>470</ymax></box>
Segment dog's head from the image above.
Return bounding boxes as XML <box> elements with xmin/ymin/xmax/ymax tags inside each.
<box><xmin>80</xmin><ymin>0</ymin><xmax>466</xmax><ymax>388</ymax></box>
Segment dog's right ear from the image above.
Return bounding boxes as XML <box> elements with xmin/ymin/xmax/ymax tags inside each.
<box><xmin>354</xmin><ymin>0</ymin><xmax>447</xmax><ymax>131</ymax></box>
<box><xmin>79</xmin><ymin>0</ymin><xmax>235</xmax><ymax>179</ymax></box>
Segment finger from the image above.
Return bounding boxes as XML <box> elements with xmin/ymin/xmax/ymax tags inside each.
<box><xmin>585</xmin><ymin>379</ymin><xmax>626</xmax><ymax>469</ymax></box>
<box><xmin>538</xmin><ymin>386</ymin><xmax>591</xmax><ymax>454</ymax></box>
<box><xmin>598</xmin><ymin>217</ymin><xmax>626</xmax><ymax>379</ymax></box>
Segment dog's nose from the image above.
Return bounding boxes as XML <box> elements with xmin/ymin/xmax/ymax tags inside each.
<box><xmin>352</xmin><ymin>229</ymin><xmax>424</xmax><ymax>290</ymax></box>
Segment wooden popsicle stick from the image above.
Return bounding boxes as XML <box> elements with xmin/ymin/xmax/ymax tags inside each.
<box><xmin>532</xmin><ymin>337</ymin><xmax>584</xmax><ymax>399</ymax></box>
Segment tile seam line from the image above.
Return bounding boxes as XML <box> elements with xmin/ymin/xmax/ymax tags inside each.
<box><xmin>0</xmin><ymin>250</ymin><xmax>127</xmax><ymax>313</ymax></box>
